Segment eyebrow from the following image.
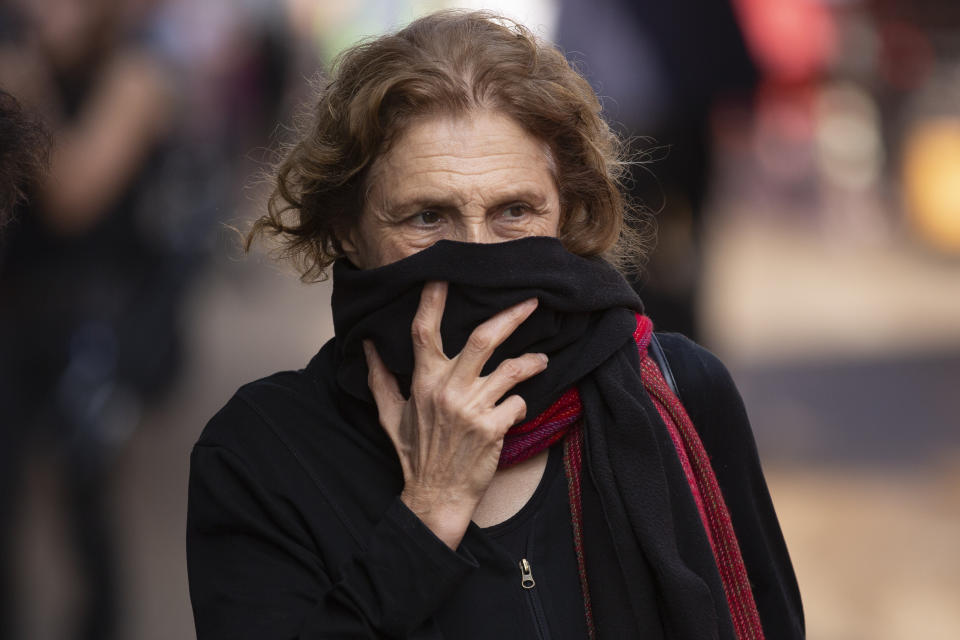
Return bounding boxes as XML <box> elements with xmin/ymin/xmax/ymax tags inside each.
<box><xmin>379</xmin><ymin>187</ymin><xmax>552</xmax><ymax>218</ymax></box>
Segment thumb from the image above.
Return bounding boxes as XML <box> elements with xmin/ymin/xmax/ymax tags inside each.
<box><xmin>362</xmin><ymin>340</ymin><xmax>405</xmax><ymax>436</ymax></box>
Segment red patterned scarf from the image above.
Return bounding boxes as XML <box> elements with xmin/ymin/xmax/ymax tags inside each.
<box><xmin>500</xmin><ymin>314</ymin><xmax>765</xmax><ymax>640</ymax></box>
<box><xmin>334</xmin><ymin>238</ymin><xmax>772</xmax><ymax>637</ymax></box>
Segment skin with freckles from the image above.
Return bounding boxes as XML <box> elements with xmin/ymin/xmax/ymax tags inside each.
<box><xmin>353</xmin><ymin>110</ymin><xmax>561</xmax><ymax>547</ymax></box>
<box><xmin>342</xmin><ymin>110</ymin><xmax>561</xmax><ymax>268</ymax></box>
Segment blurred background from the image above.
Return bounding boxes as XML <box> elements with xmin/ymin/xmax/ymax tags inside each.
<box><xmin>1</xmin><ymin>0</ymin><xmax>958</xmax><ymax>638</ymax></box>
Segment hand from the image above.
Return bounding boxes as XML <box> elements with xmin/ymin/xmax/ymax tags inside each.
<box><xmin>363</xmin><ymin>281</ymin><xmax>548</xmax><ymax>549</ymax></box>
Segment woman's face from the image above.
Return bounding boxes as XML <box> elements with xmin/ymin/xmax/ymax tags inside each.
<box><xmin>342</xmin><ymin>110</ymin><xmax>562</xmax><ymax>269</ymax></box>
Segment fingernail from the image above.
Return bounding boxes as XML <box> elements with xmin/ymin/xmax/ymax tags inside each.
<box><xmin>537</xmin><ymin>353</ymin><xmax>548</xmax><ymax>366</ymax></box>
<box><xmin>362</xmin><ymin>340</ymin><xmax>372</xmax><ymax>356</ymax></box>
<box><xmin>523</xmin><ymin>298</ymin><xmax>539</xmax><ymax>310</ymax></box>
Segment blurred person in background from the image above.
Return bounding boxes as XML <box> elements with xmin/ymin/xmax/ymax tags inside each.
<box><xmin>0</xmin><ymin>0</ymin><xmax>176</xmax><ymax>637</ymax></box>
<box><xmin>0</xmin><ymin>0</ymin><xmax>299</xmax><ymax>635</ymax></box>
<box><xmin>0</xmin><ymin>0</ymin><xmax>215</xmax><ymax>636</ymax></box>
<box><xmin>555</xmin><ymin>0</ymin><xmax>758</xmax><ymax>341</ymax></box>
<box><xmin>187</xmin><ymin>11</ymin><xmax>802</xmax><ymax>639</ymax></box>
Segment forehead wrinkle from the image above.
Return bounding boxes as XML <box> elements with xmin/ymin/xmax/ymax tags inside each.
<box><xmin>382</xmin><ymin>148</ymin><xmax>538</xmax><ymax>179</ymax></box>
<box><xmin>363</xmin><ymin>110</ymin><xmax>558</xmax><ymax>216</ymax></box>
<box><xmin>383</xmin><ymin>142</ymin><xmax>554</xmax><ymax>181</ymax></box>
<box><xmin>376</xmin><ymin>157</ymin><xmax>552</xmax><ymax>205</ymax></box>
<box><xmin>401</xmin><ymin>147</ymin><xmax>535</xmax><ymax>161</ymax></box>
<box><xmin>397</xmin><ymin>164</ymin><xmax>538</xmax><ymax>180</ymax></box>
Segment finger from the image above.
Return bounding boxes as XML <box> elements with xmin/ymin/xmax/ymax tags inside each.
<box><xmin>480</xmin><ymin>352</ymin><xmax>549</xmax><ymax>405</ymax></box>
<box><xmin>488</xmin><ymin>394</ymin><xmax>528</xmax><ymax>435</ymax></box>
<box><xmin>363</xmin><ymin>340</ymin><xmax>405</xmax><ymax>433</ymax></box>
<box><xmin>410</xmin><ymin>281</ymin><xmax>448</xmax><ymax>362</ymax></box>
<box><xmin>450</xmin><ymin>297</ymin><xmax>539</xmax><ymax>383</ymax></box>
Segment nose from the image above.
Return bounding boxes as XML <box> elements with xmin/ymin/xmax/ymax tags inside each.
<box><xmin>458</xmin><ymin>221</ymin><xmax>499</xmax><ymax>244</ymax></box>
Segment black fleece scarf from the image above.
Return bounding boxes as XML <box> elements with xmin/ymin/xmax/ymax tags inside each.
<box><xmin>331</xmin><ymin>237</ymin><xmax>736</xmax><ymax>640</ymax></box>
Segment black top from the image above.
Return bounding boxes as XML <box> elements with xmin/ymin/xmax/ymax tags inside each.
<box><xmin>186</xmin><ymin>334</ymin><xmax>804</xmax><ymax>639</ymax></box>
<box><xmin>438</xmin><ymin>443</ymin><xmax>588</xmax><ymax>639</ymax></box>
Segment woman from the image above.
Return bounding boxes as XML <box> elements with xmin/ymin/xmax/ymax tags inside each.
<box><xmin>187</xmin><ymin>11</ymin><xmax>803</xmax><ymax>639</ymax></box>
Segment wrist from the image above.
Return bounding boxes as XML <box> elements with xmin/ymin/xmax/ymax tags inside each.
<box><xmin>401</xmin><ymin>486</ymin><xmax>476</xmax><ymax>550</ymax></box>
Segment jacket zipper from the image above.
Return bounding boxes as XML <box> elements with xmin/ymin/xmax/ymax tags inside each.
<box><xmin>519</xmin><ymin>558</ymin><xmax>551</xmax><ymax>639</ymax></box>
<box><xmin>519</xmin><ymin>516</ymin><xmax>551</xmax><ymax>640</ymax></box>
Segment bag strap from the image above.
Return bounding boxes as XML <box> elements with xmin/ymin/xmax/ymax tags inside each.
<box><xmin>648</xmin><ymin>333</ymin><xmax>680</xmax><ymax>399</ymax></box>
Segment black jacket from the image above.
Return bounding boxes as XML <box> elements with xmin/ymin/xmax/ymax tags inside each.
<box><xmin>187</xmin><ymin>334</ymin><xmax>803</xmax><ymax>639</ymax></box>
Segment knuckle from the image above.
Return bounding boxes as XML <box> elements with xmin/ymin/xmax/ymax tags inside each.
<box><xmin>436</xmin><ymin>386</ymin><xmax>461</xmax><ymax>409</ymax></box>
<box><xmin>366</xmin><ymin>365</ymin><xmax>384</xmax><ymax>390</ymax></box>
<box><xmin>410</xmin><ymin>318</ymin><xmax>432</xmax><ymax>348</ymax></box>
<box><xmin>499</xmin><ymin>359</ymin><xmax>524</xmax><ymax>380</ymax></box>
<box><xmin>478</xmin><ymin>416</ymin><xmax>501</xmax><ymax>437</ymax></box>
<box><xmin>466</xmin><ymin>327</ymin><xmax>494</xmax><ymax>353</ymax></box>
<box><xmin>507</xmin><ymin>395</ymin><xmax>527</xmax><ymax>421</ymax></box>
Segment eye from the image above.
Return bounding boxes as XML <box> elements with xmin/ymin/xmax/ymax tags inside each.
<box><xmin>501</xmin><ymin>204</ymin><xmax>529</xmax><ymax>219</ymax></box>
<box><xmin>410</xmin><ymin>210</ymin><xmax>442</xmax><ymax>226</ymax></box>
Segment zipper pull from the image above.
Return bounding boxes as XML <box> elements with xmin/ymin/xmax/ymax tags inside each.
<box><xmin>519</xmin><ymin>558</ymin><xmax>536</xmax><ymax>589</ymax></box>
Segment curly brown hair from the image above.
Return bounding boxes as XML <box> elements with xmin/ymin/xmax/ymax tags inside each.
<box><xmin>0</xmin><ymin>89</ymin><xmax>50</xmax><ymax>227</ymax></box>
<box><xmin>248</xmin><ymin>10</ymin><xmax>648</xmax><ymax>281</ymax></box>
